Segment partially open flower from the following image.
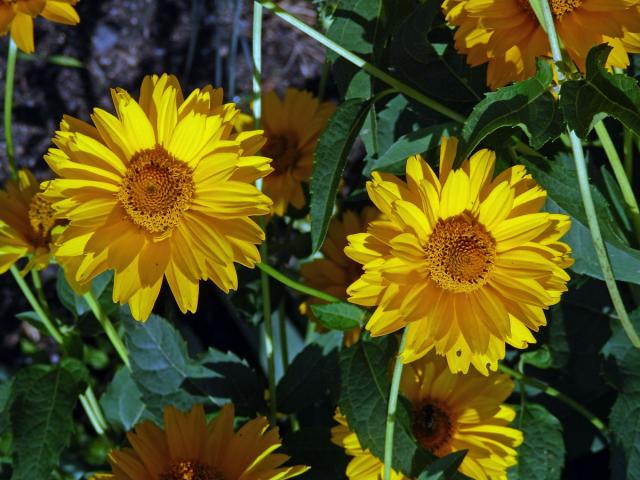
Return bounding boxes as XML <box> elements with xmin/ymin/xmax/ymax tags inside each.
<box><xmin>261</xmin><ymin>88</ymin><xmax>335</xmax><ymax>216</ymax></box>
<box><xmin>0</xmin><ymin>169</ymin><xmax>63</xmax><ymax>273</ymax></box>
<box><xmin>0</xmin><ymin>0</ymin><xmax>80</xmax><ymax>53</ymax></box>
<box><xmin>44</xmin><ymin>74</ymin><xmax>273</xmax><ymax>321</ymax></box>
<box><xmin>332</xmin><ymin>352</ymin><xmax>523</xmax><ymax>479</ymax></box>
<box><xmin>93</xmin><ymin>404</ymin><xmax>309</xmax><ymax>480</ymax></box>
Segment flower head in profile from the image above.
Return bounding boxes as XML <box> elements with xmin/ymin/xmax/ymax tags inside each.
<box><xmin>345</xmin><ymin>137</ymin><xmax>573</xmax><ymax>374</ymax></box>
<box><xmin>443</xmin><ymin>0</ymin><xmax>640</xmax><ymax>89</ymax></box>
<box><xmin>300</xmin><ymin>207</ymin><xmax>378</xmax><ymax>346</ymax></box>
<box><xmin>1</xmin><ymin>0</ymin><xmax>80</xmax><ymax>53</ymax></box>
<box><xmin>261</xmin><ymin>88</ymin><xmax>335</xmax><ymax>216</ymax></box>
<box><xmin>0</xmin><ymin>169</ymin><xmax>63</xmax><ymax>273</ymax></box>
<box><xmin>44</xmin><ymin>74</ymin><xmax>273</xmax><ymax>321</ymax></box>
<box><xmin>332</xmin><ymin>353</ymin><xmax>523</xmax><ymax>480</ymax></box>
<box><xmin>93</xmin><ymin>404</ymin><xmax>308</xmax><ymax>480</ymax></box>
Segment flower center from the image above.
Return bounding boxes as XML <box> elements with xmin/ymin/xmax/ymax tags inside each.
<box><xmin>517</xmin><ymin>0</ymin><xmax>582</xmax><ymax>18</ymax></box>
<box><xmin>28</xmin><ymin>193</ymin><xmax>57</xmax><ymax>247</ymax></box>
<box><xmin>412</xmin><ymin>401</ymin><xmax>454</xmax><ymax>454</ymax></box>
<box><xmin>424</xmin><ymin>214</ymin><xmax>496</xmax><ymax>293</ymax></box>
<box><xmin>117</xmin><ymin>145</ymin><xmax>194</xmax><ymax>235</ymax></box>
<box><xmin>159</xmin><ymin>460</ymin><xmax>224</xmax><ymax>480</ymax></box>
<box><xmin>262</xmin><ymin>133</ymin><xmax>300</xmax><ymax>173</ymax></box>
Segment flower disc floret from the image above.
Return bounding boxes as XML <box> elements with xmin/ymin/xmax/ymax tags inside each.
<box><xmin>345</xmin><ymin>137</ymin><xmax>573</xmax><ymax>374</ymax></box>
<box><xmin>45</xmin><ymin>74</ymin><xmax>274</xmax><ymax>321</ymax></box>
<box><xmin>159</xmin><ymin>460</ymin><xmax>224</xmax><ymax>480</ymax></box>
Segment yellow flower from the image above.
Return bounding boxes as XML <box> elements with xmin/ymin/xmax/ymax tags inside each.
<box><xmin>261</xmin><ymin>88</ymin><xmax>335</xmax><ymax>216</ymax></box>
<box><xmin>44</xmin><ymin>74</ymin><xmax>273</xmax><ymax>321</ymax></box>
<box><xmin>0</xmin><ymin>169</ymin><xmax>63</xmax><ymax>273</ymax></box>
<box><xmin>345</xmin><ymin>137</ymin><xmax>573</xmax><ymax>374</ymax></box>
<box><xmin>0</xmin><ymin>0</ymin><xmax>79</xmax><ymax>53</ymax></box>
<box><xmin>94</xmin><ymin>404</ymin><xmax>309</xmax><ymax>480</ymax></box>
<box><xmin>300</xmin><ymin>207</ymin><xmax>378</xmax><ymax>346</ymax></box>
<box><xmin>443</xmin><ymin>0</ymin><xmax>640</xmax><ymax>89</ymax></box>
<box><xmin>332</xmin><ymin>353</ymin><xmax>523</xmax><ymax>480</ymax></box>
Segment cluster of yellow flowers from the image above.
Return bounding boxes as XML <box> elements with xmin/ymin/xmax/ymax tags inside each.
<box><xmin>4</xmin><ymin>0</ymin><xmax>620</xmax><ymax>478</ymax></box>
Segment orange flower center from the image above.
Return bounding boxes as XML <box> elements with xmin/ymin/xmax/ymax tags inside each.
<box><xmin>28</xmin><ymin>193</ymin><xmax>57</xmax><ymax>247</ymax></box>
<box><xmin>518</xmin><ymin>0</ymin><xmax>582</xmax><ymax>18</ymax></box>
<box><xmin>262</xmin><ymin>133</ymin><xmax>300</xmax><ymax>173</ymax></box>
<box><xmin>159</xmin><ymin>460</ymin><xmax>224</xmax><ymax>480</ymax></box>
<box><xmin>118</xmin><ymin>145</ymin><xmax>194</xmax><ymax>235</ymax></box>
<box><xmin>425</xmin><ymin>214</ymin><xmax>496</xmax><ymax>293</ymax></box>
<box><xmin>412</xmin><ymin>400</ymin><xmax>454</xmax><ymax>454</ymax></box>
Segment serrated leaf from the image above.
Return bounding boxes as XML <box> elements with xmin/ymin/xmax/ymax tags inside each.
<box><xmin>311</xmin><ymin>98</ymin><xmax>372</xmax><ymax>252</ymax></box>
<box><xmin>520</xmin><ymin>154</ymin><xmax>640</xmax><ymax>284</ymax></box>
<box><xmin>609</xmin><ymin>392</ymin><xmax>640</xmax><ymax>480</ymax></box>
<box><xmin>602</xmin><ymin>310</ymin><xmax>640</xmax><ymax>394</ymax></box>
<box><xmin>277</xmin><ymin>344</ymin><xmax>339</xmax><ymax>414</ymax></box>
<box><xmin>284</xmin><ymin>427</ymin><xmax>349</xmax><ymax>480</ymax></box>
<box><xmin>0</xmin><ymin>381</ymin><xmax>12</xmax><ymax>437</ymax></box>
<box><xmin>100</xmin><ymin>367</ymin><xmax>153</xmax><ymax>431</ymax></box>
<box><xmin>560</xmin><ymin>45</ymin><xmax>640</xmax><ymax>137</ymax></box>
<box><xmin>123</xmin><ymin>312</ymin><xmax>264</xmax><ymax>417</ymax></box>
<box><xmin>326</xmin><ymin>0</ymin><xmax>383</xmax><ymax>62</ymax></box>
<box><xmin>56</xmin><ymin>269</ymin><xmax>117</xmax><ymax>317</ymax></box>
<box><xmin>310</xmin><ymin>303</ymin><xmax>366</xmax><ymax>331</ymax></box>
<box><xmin>10</xmin><ymin>359</ymin><xmax>88</xmax><ymax>480</ymax></box>
<box><xmin>339</xmin><ymin>336</ymin><xmax>435</xmax><ymax>476</ymax></box>
<box><xmin>459</xmin><ymin>60</ymin><xmax>562</xmax><ymax>162</ymax></box>
<box><xmin>507</xmin><ymin>404</ymin><xmax>565</xmax><ymax>480</ymax></box>
<box><xmin>364</xmin><ymin>122</ymin><xmax>459</xmax><ymax>176</ymax></box>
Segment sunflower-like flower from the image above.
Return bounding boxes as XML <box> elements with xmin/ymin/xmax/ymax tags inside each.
<box><xmin>93</xmin><ymin>404</ymin><xmax>308</xmax><ymax>480</ymax></box>
<box><xmin>0</xmin><ymin>0</ymin><xmax>79</xmax><ymax>53</ymax></box>
<box><xmin>0</xmin><ymin>169</ymin><xmax>63</xmax><ymax>273</ymax></box>
<box><xmin>300</xmin><ymin>207</ymin><xmax>378</xmax><ymax>346</ymax></box>
<box><xmin>443</xmin><ymin>0</ymin><xmax>640</xmax><ymax>89</ymax></box>
<box><xmin>44</xmin><ymin>74</ymin><xmax>273</xmax><ymax>321</ymax></box>
<box><xmin>345</xmin><ymin>137</ymin><xmax>573</xmax><ymax>374</ymax></box>
<box><xmin>261</xmin><ymin>88</ymin><xmax>335</xmax><ymax>216</ymax></box>
<box><xmin>332</xmin><ymin>352</ymin><xmax>523</xmax><ymax>480</ymax></box>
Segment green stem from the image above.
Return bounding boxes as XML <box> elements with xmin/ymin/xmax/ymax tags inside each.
<box><xmin>539</xmin><ymin>0</ymin><xmax>640</xmax><ymax>348</ymax></box>
<box><xmin>83</xmin><ymin>291</ymin><xmax>131</xmax><ymax>368</ymax></box>
<box><xmin>383</xmin><ymin>329</ymin><xmax>408</xmax><ymax>480</ymax></box>
<box><xmin>594</xmin><ymin>121</ymin><xmax>640</xmax><ymax>245</ymax></box>
<box><xmin>623</xmin><ymin>128</ymin><xmax>634</xmax><ymax>188</ymax></box>
<box><xmin>278</xmin><ymin>301</ymin><xmax>289</xmax><ymax>370</ymax></box>
<box><xmin>318</xmin><ymin>56</ymin><xmax>330</xmax><ymax>101</ymax></box>
<box><xmin>256</xmin><ymin>1</ymin><xmax>465</xmax><ymax>123</ymax></box>
<box><xmin>4</xmin><ymin>38</ymin><xmax>18</xmax><ymax>179</ymax></box>
<box><xmin>10</xmin><ymin>265</ymin><xmax>63</xmax><ymax>343</ymax></box>
<box><xmin>79</xmin><ymin>391</ymin><xmax>106</xmax><ymax>435</ymax></box>
<box><xmin>85</xmin><ymin>384</ymin><xmax>108</xmax><ymax>432</ymax></box>
<box><xmin>30</xmin><ymin>269</ymin><xmax>51</xmax><ymax>317</ymax></box>
<box><xmin>253</xmin><ymin>0</ymin><xmax>277</xmax><ymax>424</ymax></box>
<box><xmin>256</xmin><ymin>262</ymin><xmax>340</xmax><ymax>303</ymax></box>
<box><xmin>500</xmin><ymin>364</ymin><xmax>608</xmax><ymax>438</ymax></box>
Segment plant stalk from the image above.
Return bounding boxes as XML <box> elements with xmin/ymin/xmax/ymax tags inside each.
<box><xmin>256</xmin><ymin>262</ymin><xmax>340</xmax><ymax>302</ymax></box>
<box><xmin>539</xmin><ymin>0</ymin><xmax>640</xmax><ymax>348</ymax></box>
<box><xmin>4</xmin><ymin>38</ymin><xmax>18</xmax><ymax>179</ymax></box>
<box><xmin>383</xmin><ymin>329</ymin><xmax>408</xmax><ymax>480</ymax></box>
<box><xmin>83</xmin><ymin>291</ymin><xmax>131</xmax><ymax>367</ymax></box>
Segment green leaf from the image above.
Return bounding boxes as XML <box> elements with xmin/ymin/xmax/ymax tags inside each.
<box><xmin>459</xmin><ymin>60</ymin><xmax>562</xmax><ymax>161</ymax></box>
<box><xmin>277</xmin><ymin>344</ymin><xmax>339</xmax><ymax>414</ymax></box>
<box><xmin>10</xmin><ymin>359</ymin><xmax>89</xmax><ymax>480</ymax></box>
<box><xmin>310</xmin><ymin>98</ymin><xmax>372</xmax><ymax>252</ymax></box>
<box><xmin>338</xmin><ymin>336</ymin><xmax>435</xmax><ymax>476</ymax></box>
<box><xmin>56</xmin><ymin>269</ymin><xmax>117</xmax><ymax>318</ymax></box>
<box><xmin>507</xmin><ymin>404</ymin><xmax>565</xmax><ymax>480</ymax></box>
<box><xmin>100</xmin><ymin>367</ymin><xmax>153</xmax><ymax>431</ymax></box>
<box><xmin>520</xmin><ymin>154</ymin><xmax>640</xmax><ymax>284</ymax></box>
<box><xmin>602</xmin><ymin>311</ymin><xmax>640</xmax><ymax>479</ymax></box>
<box><xmin>325</xmin><ymin>0</ymin><xmax>383</xmax><ymax>62</ymax></box>
<box><xmin>123</xmin><ymin>312</ymin><xmax>265</xmax><ymax>417</ymax></box>
<box><xmin>520</xmin><ymin>346</ymin><xmax>553</xmax><ymax>370</ymax></box>
<box><xmin>310</xmin><ymin>302</ymin><xmax>366</xmax><ymax>331</ymax></box>
<box><xmin>364</xmin><ymin>122</ymin><xmax>459</xmax><ymax>176</ymax></box>
<box><xmin>560</xmin><ymin>44</ymin><xmax>640</xmax><ymax>138</ymax></box>
<box><xmin>0</xmin><ymin>381</ymin><xmax>13</xmax><ymax>437</ymax></box>
<box><xmin>418</xmin><ymin>451</ymin><xmax>468</xmax><ymax>480</ymax></box>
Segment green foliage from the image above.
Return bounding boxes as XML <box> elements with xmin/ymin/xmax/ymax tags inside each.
<box><xmin>9</xmin><ymin>359</ymin><xmax>89</xmax><ymax>480</ymax></box>
<box><xmin>310</xmin><ymin>302</ymin><xmax>366</xmax><ymax>331</ymax></box>
<box><xmin>458</xmin><ymin>60</ymin><xmax>562</xmax><ymax>162</ymax></box>
<box><xmin>100</xmin><ymin>367</ymin><xmax>152</xmax><ymax>430</ymax></box>
<box><xmin>561</xmin><ymin>45</ymin><xmax>640</xmax><ymax>138</ymax></box>
<box><xmin>311</xmin><ymin>98</ymin><xmax>372</xmax><ymax>252</ymax></box>
<box><xmin>521</xmin><ymin>154</ymin><xmax>640</xmax><ymax>284</ymax></box>
<box><xmin>507</xmin><ymin>404</ymin><xmax>565</xmax><ymax>480</ymax></box>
